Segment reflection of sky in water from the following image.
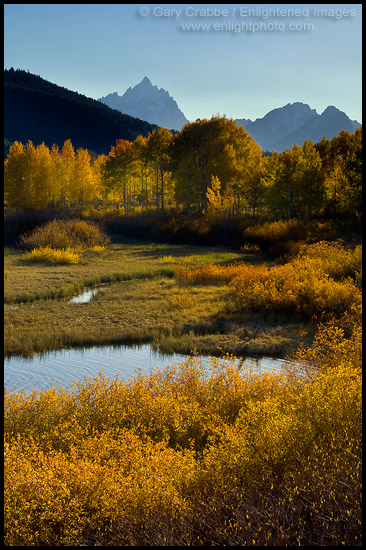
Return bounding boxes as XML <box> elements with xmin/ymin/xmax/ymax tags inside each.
<box><xmin>69</xmin><ymin>287</ymin><xmax>99</xmax><ymax>303</ymax></box>
<box><xmin>4</xmin><ymin>345</ymin><xmax>289</xmax><ymax>394</ymax></box>
<box><xmin>5</xmin><ymin>282</ymin><xmax>110</xmax><ymax>310</ymax></box>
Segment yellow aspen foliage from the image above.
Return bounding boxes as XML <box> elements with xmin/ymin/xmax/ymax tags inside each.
<box><xmin>206</xmin><ymin>174</ymin><xmax>223</xmax><ymax>216</ymax></box>
<box><xmin>59</xmin><ymin>139</ymin><xmax>76</xmax><ymax>203</ymax></box>
<box><xmin>49</xmin><ymin>144</ymin><xmax>63</xmax><ymax>204</ymax></box>
<box><xmin>91</xmin><ymin>153</ymin><xmax>107</xmax><ymax>201</ymax></box>
<box><xmin>4</xmin><ymin>141</ymin><xmax>55</xmax><ymax>210</ymax></box>
<box><xmin>72</xmin><ymin>148</ymin><xmax>96</xmax><ymax>202</ymax></box>
<box><xmin>4</xmin><ymin>140</ymin><xmax>27</xmax><ymax>208</ymax></box>
<box><xmin>31</xmin><ymin>142</ymin><xmax>54</xmax><ymax>209</ymax></box>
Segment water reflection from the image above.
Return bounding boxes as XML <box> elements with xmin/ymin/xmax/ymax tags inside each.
<box><xmin>4</xmin><ymin>344</ymin><xmax>288</xmax><ymax>394</ymax></box>
<box><xmin>68</xmin><ymin>282</ymin><xmax>110</xmax><ymax>303</ymax></box>
<box><xmin>4</xmin><ymin>282</ymin><xmax>110</xmax><ymax>310</ymax></box>
<box><xmin>69</xmin><ymin>287</ymin><xmax>99</xmax><ymax>303</ymax></box>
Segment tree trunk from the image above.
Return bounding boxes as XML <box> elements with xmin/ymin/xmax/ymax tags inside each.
<box><xmin>123</xmin><ymin>180</ymin><xmax>127</xmax><ymax>212</ymax></box>
<box><xmin>155</xmin><ymin>170</ymin><xmax>159</xmax><ymax>209</ymax></box>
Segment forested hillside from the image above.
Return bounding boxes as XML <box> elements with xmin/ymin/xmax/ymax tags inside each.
<box><xmin>4</xmin><ymin>68</ymin><xmax>158</xmax><ymax>155</ymax></box>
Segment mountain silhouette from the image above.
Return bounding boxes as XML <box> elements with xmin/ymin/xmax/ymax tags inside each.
<box><xmin>236</xmin><ymin>102</ymin><xmax>361</xmax><ymax>152</ymax></box>
<box><xmin>98</xmin><ymin>77</ymin><xmax>189</xmax><ymax>131</ymax></box>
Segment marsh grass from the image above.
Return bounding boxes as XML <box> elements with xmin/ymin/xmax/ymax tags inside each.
<box><xmin>4</xmin><ymin>239</ymin><xmax>242</xmax><ymax>304</ymax></box>
<box><xmin>3</xmin><ymin>278</ymin><xmax>220</xmax><ymax>357</ymax></box>
<box><xmin>4</xmin><ymin>272</ymin><xmax>311</xmax><ymax>358</ymax></box>
<box><xmin>5</xmin><ymin>238</ymin><xmax>359</xmax><ymax>360</ymax></box>
<box><xmin>4</xmin><ymin>238</ymin><xmax>313</xmax><ymax>358</ymax></box>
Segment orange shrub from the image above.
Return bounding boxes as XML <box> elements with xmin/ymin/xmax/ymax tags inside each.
<box><xmin>175</xmin><ymin>262</ymin><xmax>269</xmax><ymax>285</ymax></box>
<box><xmin>229</xmin><ymin>257</ymin><xmax>361</xmax><ymax>317</ymax></box>
<box><xmin>176</xmin><ymin>242</ymin><xmax>362</xmax><ymax>319</ymax></box>
<box><xmin>4</xmin><ymin>314</ymin><xmax>361</xmax><ymax>545</ymax></box>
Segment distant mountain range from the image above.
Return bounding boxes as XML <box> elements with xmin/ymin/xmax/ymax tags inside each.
<box><xmin>98</xmin><ymin>77</ymin><xmax>189</xmax><ymax>131</ymax></box>
<box><xmin>99</xmin><ymin>77</ymin><xmax>361</xmax><ymax>151</ymax></box>
<box><xmin>236</xmin><ymin>102</ymin><xmax>361</xmax><ymax>152</ymax></box>
<box><xmin>4</xmin><ymin>69</ymin><xmax>361</xmax><ymax>158</ymax></box>
<box><xmin>4</xmin><ymin>68</ymin><xmax>158</xmax><ymax>155</ymax></box>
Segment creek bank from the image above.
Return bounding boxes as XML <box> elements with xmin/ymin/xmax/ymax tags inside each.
<box><xmin>4</xmin><ymin>342</ymin><xmax>289</xmax><ymax>394</ymax></box>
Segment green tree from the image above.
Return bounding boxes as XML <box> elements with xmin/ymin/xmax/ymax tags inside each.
<box><xmin>344</xmin><ymin>127</ymin><xmax>362</xmax><ymax>220</ymax></box>
<box><xmin>131</xmin><ymin>135</ymin><xmax>150</xmax><ymax>209</ymax></box>
<box><xmin>242</xmin><ymin>156</ymin><xmax>267</xmax><ymax>218</ymax></box>
<box><xmin>261</xmin><ymin>151</ymin><xmax>282</xmax><ymax>218</ymax></box>
<box><xmin>264</xmin><ymin>145</ymin><xmax>303</xmax><ymax>219</ymax></box>
<box><xmin>317</xmin><ymin>129</ymin><xmax>361</xmax><ymax>219</ymax></box>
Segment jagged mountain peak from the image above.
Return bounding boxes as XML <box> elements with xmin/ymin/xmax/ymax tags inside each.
<box><xmin>321</xmin><ymin>105</ymin><xmax>339</xmax><ymax>114</ymax></box>
<box><xmin>236</xmin><ymin>102</ymin><xmax>360</xmax><ymax>152</ymax></box>
<box><xmin>141</xmin><ymin>76</ymin><xmax>151</xmax><ymax>84</ymax></box>
<box><xmin>320</xmin><ymin>105</ymin><xmax>349</xmax><ymax>119</ymax></box>
<box><xmin>98</xmin><ymin>77</ymin><xmax>189</xmax><ymax>131</ymax></box>
<box><xmin>4</xmin><ymin>68</ymin><xmax>158</xmax><ymax>155</ymax></box>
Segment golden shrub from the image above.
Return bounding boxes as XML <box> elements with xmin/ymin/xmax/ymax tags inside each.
<box><xmin>176</xmin><ymin>242</ymin><xmax>362</xmax><ymax>318</ymax></box>
<box><xmin>23</xmin><ymin>246</ymin><xmax>81</xmax><ymax>264</ymax></box>
<box><xmin>19</xmin><ymin>218</ymin><xmax>110</xmax><ymax>252</ymax></box>
<box><xmin>4</xmin><ymin>313</ymin><xmax>361</xmax><ymax>545</ymax></box>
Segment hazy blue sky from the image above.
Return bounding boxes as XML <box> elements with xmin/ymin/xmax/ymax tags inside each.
<box><xmin>4</xmin><ymin>4</ymin><xmax>362</xmax><ymax>123</ymax></box>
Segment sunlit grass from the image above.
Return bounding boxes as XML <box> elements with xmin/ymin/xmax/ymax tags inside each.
<box><xmin>4</xmin><ymin>238</ymin><xmax>243</xmax><ymax>304</ymax></box>
<box><xmin>23</xmin><ymin>245</ymin><xmax>82</xmax><ymax>264</ymax></box>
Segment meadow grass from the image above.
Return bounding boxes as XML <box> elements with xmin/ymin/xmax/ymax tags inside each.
<box><xmin>5</xmin><ymin>239</ymin><xmax>360</xmax><ymax>359</ymax></box>
<box><xmin>4</xmin><ymin>237</ymin><xmax>244</xmax><ymax>304</ymax></box>
<box><xmin>4</xmin><ymin>275</ymin><xmax>311</xmax><ymax>358</ymax></box>
<box><xmin>5</xmin><ymin>237</ymin><xmax>294</xmax><ymax>358</ymax></box>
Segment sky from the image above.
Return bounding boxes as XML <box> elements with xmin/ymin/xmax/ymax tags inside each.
<box><xmin>4</xmin><ymin>4</ymin><xmax>362</xmax><ymax>123</ymax></box>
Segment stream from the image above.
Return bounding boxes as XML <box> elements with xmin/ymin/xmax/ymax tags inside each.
<box><xmin>4</xmin><ymin>344</ymin><xmax>288</xmax><ymax>393</ymax></box>
<box><xmin>4</xmin><ymin>283</ymin><xmax>290</xmax><ymax>393</ymax></box>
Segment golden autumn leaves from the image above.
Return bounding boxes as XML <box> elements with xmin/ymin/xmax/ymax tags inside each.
<box><xmin>4</xmin><ymin>310</ymin><xmax>362</xmax><ymax>545</ymax></box>
<box><xmin>5</xmin><ymin>118</ymin><xmax>361</xmax><ymax>220</ymax></box>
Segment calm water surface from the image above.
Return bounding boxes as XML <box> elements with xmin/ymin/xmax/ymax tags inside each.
<box><xmin>4</xmin><ymin>344</ymin><xmax>288</xmax><ymax>393</ymax></box>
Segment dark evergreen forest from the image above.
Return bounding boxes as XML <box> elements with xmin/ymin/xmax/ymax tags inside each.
<box><xmin>4</xmin><ymin>68</ymin><xmax>158</xmax><ymax>155</ymax></box>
